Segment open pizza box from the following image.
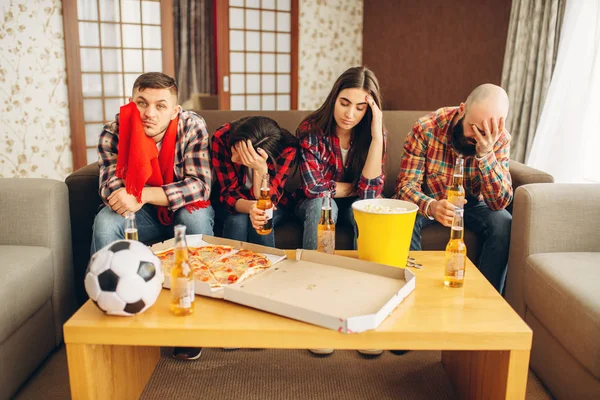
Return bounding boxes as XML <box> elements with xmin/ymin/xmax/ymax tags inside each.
<box><xmin>151</xmin><ymin>234</ymin><xmax>287</xmax><ymax>299</ymax></box>
<box><xmin>152</xmin><ymin>236</ymin><xmax>415</xmax><ymax>333</ymax></box>
<box><xmin>224</xmin><ymin>250</ymin><xmax>416</xmax><ymax>333</ymax></box>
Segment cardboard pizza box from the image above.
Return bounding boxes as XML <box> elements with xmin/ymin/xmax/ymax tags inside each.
<box><xmin>224</xmin><ymin>250</ymin><xmax>416</xmax><ymax>333</ymax></box>
<box><xmin>151</xmin><ymin>234</ymin><xmax>287</xmax><ymax>298</ymax></box>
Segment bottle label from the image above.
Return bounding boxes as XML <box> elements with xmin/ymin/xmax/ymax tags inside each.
<box><xmin>265</xmin><ymin>207</ymin><xmax>273</xmax><ymax>219</ymax></box>
<box><xmin>445</xmin><ymin>253</ymin><xmax>466</xmax><ymax>275</ymax></box>
<box><xmin>448</xmin><ymin>193</ymin><xmax>465</xmax><ymax>209</ymax></box>
<box><xmin>318</xmin><ymin>230</ymin><xmax>335</xmax><ymax>254</ymax></box>
<box><xmin>172</xmin><ymin>278</ymin><xmax>194</xmax><ymax>308</ymax></box>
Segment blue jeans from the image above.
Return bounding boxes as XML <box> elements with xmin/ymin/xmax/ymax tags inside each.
<box><xmin>216</xmin><ymin>206</ymin><xmax>286</xmax><ymax>247</ymax></box>
<box><xmin>295</xmin><ymin>197</ymin><xmax>358</xmax><ymax>250</ymax></box>
<box><xmin>91</xmin><ymin>204</ymin><xmax>215</xmax><ymax>254</ymax></box>
<box><xmin>410</xmin><ymin>199</ymin><xmax>512</xmax><ymax>293</ymax></box>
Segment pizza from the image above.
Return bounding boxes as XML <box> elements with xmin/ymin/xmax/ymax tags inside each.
<box><xmin>208</xmin><ymin>249</ymin><xmax>272</xmax><ymax>285</ymax></box>
<box><xmin>190</xmin><ymin>245</ymin><xmax>233</xmax><ymax>264</ymax></box>
<box><xmin>155</xmin><ymin>245</ymin><xmax>271</xmax><ymax>288</ymax></box>
<box><xmin>155</xmin><ymin>248</ymin><xmax>175</xmax><ymax>274</ymax></box>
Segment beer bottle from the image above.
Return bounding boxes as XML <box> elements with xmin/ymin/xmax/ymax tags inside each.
<box><xmin>317</xmin><ymin>191</ymin><xmax>335</xmax><ymax>254</ymax></box>
<box><xmin>124</xmin><ymin>211</ymin><xmax>138</xmax><ymax>241</ymax></box>
<box><xmin>170</xmin><ymin>225</ymin><xmax>195</xmax><ymax>316</ymax></box>
<box><xmin>447</xmin><ymin>157</ymin><xmax>465</xmax><ymax>209</ymax></box>
<box><xmin>256</xmin><ymin>173</ymin><xmax>273</xmax><ymax>235</ymax></box>
<box><xmin>444</xmin><ymin>208</ymin><xmax>467</xmax><ymax>288</ymax></box>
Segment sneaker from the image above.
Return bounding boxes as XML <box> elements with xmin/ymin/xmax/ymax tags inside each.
<box><xmin>357</xmin><ymin>349</ymin><xmax>383</xmax><ymax>356</ymax></box>
<box><xmin>390</xmin><ymin>350</ymin><xmax>409</xmax><ymax>355</ymax></box>
<box><xmin>308</xmin><ymin>348</ymin><xmax>335</xmax><ymax>355</ymax></box>
<box><xmin>172</xmin><ymin>347</ymin><xmax>202</xmax><ymax>360</ymax></box>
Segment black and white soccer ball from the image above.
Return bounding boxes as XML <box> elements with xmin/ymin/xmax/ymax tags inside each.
<box><xmin>85</xmin><ymin>240</ymin><xmax>163</xmax><ymax>316</ymax></box>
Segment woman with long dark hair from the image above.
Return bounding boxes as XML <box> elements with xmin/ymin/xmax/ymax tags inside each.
<box><xmin>211</xmin><ymin>116</ymin><xmax>298</xmax><ymax>246</ymax></box>
<box><xmin>296</xmin><ymin>66</ymin><xmax>386</xmax><ymax>251</ymax></box>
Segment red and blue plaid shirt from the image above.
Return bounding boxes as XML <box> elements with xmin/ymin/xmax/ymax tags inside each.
<box><xmin>211</xmin><ymin>123</ymin><xmax>297</xmax><ymax>213</ymax></box>
<box><xmin>395</xmin><ymin>107</ymin><xmax>513</xmax><ymax>215</ymax></box>
<box><xmin>297</xmin><ymin>120</ymin><xmax>386</xmax><ymax>200</ymax></box>
<box><xmin>98</xmin><ymin>109</ymin><xmax>212</xmax><ymax>212</ymax></box>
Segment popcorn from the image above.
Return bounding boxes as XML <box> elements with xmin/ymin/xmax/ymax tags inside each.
<box><xmin>363</xmin><ymin>204</ymin><xmax>407</xmax><ymax>213</ymax></box>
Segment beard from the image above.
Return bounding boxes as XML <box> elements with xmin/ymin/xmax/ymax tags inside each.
<box><xmin>451</xmin><ymin>117</ymin><xmax>476</xmax><ymax>156</ymax></box>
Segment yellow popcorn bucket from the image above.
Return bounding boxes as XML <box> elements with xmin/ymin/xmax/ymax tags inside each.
<box><xmin>352</xmin><ymin>199</ymin><xmax>419</xmax><ymax>268</ymax></box>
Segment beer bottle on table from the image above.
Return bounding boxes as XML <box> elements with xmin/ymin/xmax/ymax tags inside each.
<box><xmin>317</xmin><ymin>191</ymin><xmax>335</xmax><ymax>254</ymax></box>
<box><xmin>124</xmin><ymin>211</ymin><xmax>138</xmax><ymax>241</ymax></box>
<box><xmin>170</xmin><ymin>225</ymin><xmax>195</xmax><ymax>316</ymax></box>
<box><xmin>447</xmin><ymin>157</ymin><xmax>465</xmax><ymax>209</ymax></box>
<box><xmin>256</xmin><ymin>173</ymin><xmax>273</xmax><ymax>235</ymax></box>
<box><xmin>444</xmin><ymin>208</ymin><xmax>467</xmax><ymax>288</ymax></box>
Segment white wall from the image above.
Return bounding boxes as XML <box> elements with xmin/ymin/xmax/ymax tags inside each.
<box><xmin>0</xmin><ymin>0</ymin><xmax>72</xmax><ymax>179</ymax></box>
<box><xmin>298</xmin><ymin>0</ymin><xmax>363</xmax><ymax>110</ymax></box>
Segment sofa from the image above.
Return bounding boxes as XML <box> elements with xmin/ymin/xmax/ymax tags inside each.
<box><xmin>0</xmin><ymin>178</ymin><xmax>76</xmax><ymax>400</ymax></box>
<box><xmin>506</xmin><ymin>183</ymin><xmax>600</xmax><ymax>400</ymax></box>
<box><xmin>66</xmin><ymin>110</ymin><xmax>554</xmax><ymax>305</ymax></box>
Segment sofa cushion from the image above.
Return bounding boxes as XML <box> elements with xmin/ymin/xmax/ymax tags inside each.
<box><xmin>525</xmin><ymin>252</ymin><xmax>600</xmax><ymax>379</ymax></box>
<box><xmin>0</xmin><ymin>245</ymin><xmax>54</xmax><ymax>343</ymax></box>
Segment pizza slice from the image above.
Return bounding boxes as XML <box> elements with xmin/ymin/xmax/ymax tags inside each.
<box><xmin>208</xmin><ymin>256</ymin><xmax>246</xmax><ymax>285</ymax></box>
<box><xmin>154</xmin><ymin>248</ymin><xmax>175</xmax><ymax>275</ymax></box>
<box><xmin>230</xmin><ymin>249</ymin><xmax>272</xmax><ymax>269</ymax></box>
<box><xmin>207</xmin><ymin>249</ymin><xmax>272</xmax><ymax>285</ymax></box>
<box><xmin>191</xmin><ymin>245</ymin><xmax>234</xmax><ymax>265</ymax></box>
<box><xmin>189</xmin><ymin>257</ymin><xmax>221</xmax><ymax>288</ymax></box>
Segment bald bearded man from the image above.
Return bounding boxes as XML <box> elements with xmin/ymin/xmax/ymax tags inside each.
<box><xmin>395</xmin><ymin>84</ymin><xmax>512</xmax><ymax>293</ymax></box>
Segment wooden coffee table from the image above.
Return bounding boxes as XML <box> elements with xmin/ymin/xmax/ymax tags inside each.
<box><xmin>64</xmin><ymin>251</ymin><xmax>531</xmax><ymax>400</ymax></box>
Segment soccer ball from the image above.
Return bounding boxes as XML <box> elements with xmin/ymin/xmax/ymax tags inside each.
<box><xmin>84</xmin><ymin>240</ymin><xmax>163</xmax><ymax>316</ymax></box>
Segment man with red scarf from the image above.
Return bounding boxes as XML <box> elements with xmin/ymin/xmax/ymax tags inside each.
<box><xmin>92</xmin><ymin>73</ymin><xmax>213</xmax><ymax>252</ymax></box>
<box><xmin>92</xmin><ymin>73</ymin><xmax>213</xmax><ymax>361</ymax></box>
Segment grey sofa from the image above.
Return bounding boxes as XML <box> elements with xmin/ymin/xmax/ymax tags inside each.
<box><xmin>0</xmin><ymin>179</ymin><xmax>76</xmax><ymax>400</ymax></box>
<box><xmin>65</xmin><ymin>110</ymin><xmax>554</xmax><ymax>305</ymax></box>
<box><xmin>506</xmin><ymin>183</ymin><xmax>600</xmax><ymax>400</ymax></box>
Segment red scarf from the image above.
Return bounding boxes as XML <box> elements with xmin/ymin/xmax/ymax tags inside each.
<box><xmin>115</xmin><ymin>102</ymin><xmax>208</xmax><ymax>225</ymax></box>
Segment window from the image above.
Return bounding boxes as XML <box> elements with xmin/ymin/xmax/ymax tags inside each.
<box><xmin>63</xmin><ymin>0</ymin><xmax>174</xmax><ymax>169</ymax></box>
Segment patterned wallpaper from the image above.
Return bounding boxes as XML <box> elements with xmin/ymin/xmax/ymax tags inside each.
<box><xmin>0</xmin><ymin>0</ymin><xmax>363</xmax><ymax>179</ymax></box>
<box><xmin>0</xmin><ymin>0</ymin><xmax>72</xmax><ymax>179</ymax></box>
<box><xmin>298</xmin><ymin>0</ymin><xmax>363</xmax><ymax>110</ymax></box>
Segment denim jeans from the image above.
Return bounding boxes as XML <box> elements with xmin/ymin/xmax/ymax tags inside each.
<box><xmin>216</xmin><ymin>205</ymin><xmax>287</xmax><ymax>247</ymax></box>
<box><xmin>295</xmin><ymin>197</ymin><xmax>358</xmax><ymax>250</ymax></box>
<box><xmin>91</xmin><ymin>204</ymin><xmax>215</xmax><ymax>254</ymax></box>
<box><xmin>410</xmin><ymin>198</ymin><xmax>512</xmax><ymax>293</ymax></box>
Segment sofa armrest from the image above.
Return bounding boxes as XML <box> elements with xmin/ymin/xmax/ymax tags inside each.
<box><xmin>506</xmin><ymin>183</ymin><xmax>600</xmax><ymax>317</ymax></box>
<box><xmin>65</xmin><ymin>163</ymin><xmax>102</xmax><ymax>305</ymax></box>
<box><xmin>506</xmin><ymin>161</ymin><xmax>554</xmax><ymax>214</ymax></box>
<box><xmin>509</xmin><ymin>160</ymin><xmax>554</xmax><ymax>189</ymax></box>
<box><xmin>0</xmin><ymin>178</ymin><xmax>76</xmax><ymax>345</ymax></box>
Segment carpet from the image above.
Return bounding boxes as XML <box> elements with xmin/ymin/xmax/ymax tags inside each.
<box><xmin>15</xmin><ymin>347</ymin><xmax>554</xmax><ymax>400</ymax></box>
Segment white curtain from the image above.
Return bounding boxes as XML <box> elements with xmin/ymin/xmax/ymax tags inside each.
<box><xmin>527</xmin><ymin>0</ymin><xmax>600</xmax><ymax>183</ymax></box>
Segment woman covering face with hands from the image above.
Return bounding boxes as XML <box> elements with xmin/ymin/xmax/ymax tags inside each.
<box><xmin>211</xmin><ymin>116</ymin><xmax>298</xmax><ymax>247</ymax></box>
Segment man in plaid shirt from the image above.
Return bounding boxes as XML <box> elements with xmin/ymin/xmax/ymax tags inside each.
<box><xmin>92</xmin><ymin>73</ymin><xmax>214</xmax><ymax>255</ymax></box>
<box><xmin>395</xmin><ymin>84</ymin><xmax>512</xmax><ymax>292</ymax></box>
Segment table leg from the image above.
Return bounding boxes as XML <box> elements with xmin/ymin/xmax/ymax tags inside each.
<box><xmin>66</xmin><ymin>343</ymin><xmax>160</xmax><ymax>400</ymax></box>
<box><xmin>442</xmin><ymin>349</ymin><xmax>530</xmax><ymax>400</ymax></box>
